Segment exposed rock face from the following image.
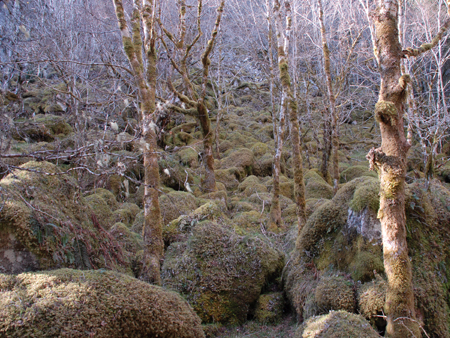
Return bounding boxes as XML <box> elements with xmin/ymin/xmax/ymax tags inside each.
<box><xmin>0</xmin><ymin>233</ymin><xmax>39</xmax><ymax>273</ymax></box>
<box><xmin>0</xmin><ymin>269</ymin><xmax>205</xmax><ymax>338</ymax></box>
<box><xmin>346</xmin><ymin>207</ymin><xmax>381</xmax><ymax>243</ymax></box>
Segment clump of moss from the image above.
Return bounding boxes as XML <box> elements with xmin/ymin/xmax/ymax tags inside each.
<box><xmin>112</xmin><ymin>203</ymin><xmax>140</xmax><ymax>227</ymax></box>
<box><xmin>251</xmin><ymin>142</ymin><xmax>271</xmax><ymax>157</ymax></box>
<box><xmin>85</xmin><ymin>193</ymin><xmax>115</xmax><ymax>229</ymax></box>
<box><xmin>11</xmin><ymin>114</ymin><xmax>73</xmax><ymax>142</ymax></box>
<box><xmin>220</xmin><ymin>148</ymin><xmax>254</xmax><ymax>175</ymax></box>
<box><xmin>238</xmin><ymin>175</ymin><xmax>261</xmax><ymax>191</ymax></box>
<box><xmin>176</xmin><ymin>147</ymin><xmax>199</xmax><ymax>168</ymax></box>
<box><xmin>0</xmin><ymin>161</ymin><xmax>130</xmax><ymax>273</ymax></box>
<box><xmin>162</xmin><ymin>221</ymin><xmax>284</xmax><ymax>324</ymax></box>
<box><xmin>215</xmin><ymin>169</ymin><xmax>240</xmax><ymax>190</ymax></box>
<box><xmin>232</xmin><ymin>210</ymin><xmax>262</xmax><ymax>234</ymax></box>
<box><xmin>305</xmin><ymin>180</ymin><xmax>334</xmax><ymax>199</ymax></box>
<box><xmin>109</xmin><ymin>222</ymin><xmax>143</xmax><ymax>255</ymax></box>
<box><xmin>349</xmin><ymin>177</ymin><xmax>380</xmax><ymax>212</ymax></box>
<box><xmin>254</xmin><ymin>292</ymin><xmax>285</xmax><ymax>324</ymax></box>
<box><xmin>357</xmin><ymin>275</ymin><xmax>387</xmax><ymax>331</ymax></box>
<box><xmin>159</xmin><ymin>191</ymin><xmax>197</xmax><ymax>226</ymax></box>
<box><xmin>0</xmin><ymin>269</ymin><xmax>205</xmax><ymax>338</ymax></box>
<box><xmin>295</xmin><ymin>310</ymin><xmax>381</xmax><ymax>338</ymax></box>
<box><xmin>163</xmin><ymin>202</ymin><xmax>224</xmax><ymax>246</ymax></box>
<box><xmin>339</xmin><ymin>165</ymin><xmax>377</xmax><ymax>183</ymax></box>
<box><xmin>314</xmin><ymin>276</ymin><xmax>355</xmax><ymax>314</ymax></box>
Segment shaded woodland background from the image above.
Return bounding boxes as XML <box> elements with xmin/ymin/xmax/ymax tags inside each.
<box><xmin>1</xmin><ymin>0</ymin><xmax>450</xmax><ymax>337</ymax></box>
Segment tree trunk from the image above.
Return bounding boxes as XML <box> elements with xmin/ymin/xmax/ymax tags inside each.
<box><xmin>367</xmin><ymin>2</ymin><xmax>420</xmax><ymax>336</ymax></box>
<box><xmin>273</xmin><ymin>0</ymin><xmax>307</xmax><ymax>232</ymax></box>
<box><xmin>113</xmin><ymin>0</ymin><xmax>163</xmax><ymax>284</ymax></box>
<box><xmin>318</xmin><ymin>0</ymin><xmax>339</xmax><ymax>193</ymax></box>
<box><xmin>198</xmin><ymin>101</ymin><xmax>217</xmax><ymax>193</ymax></box>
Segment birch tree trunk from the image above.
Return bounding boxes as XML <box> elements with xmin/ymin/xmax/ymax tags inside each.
<box><xmin>318</xmin><ymin>0</ymin><xmax>339</xmax><ymax>193</ymax></box>
<box><xmin>267</xmin><ymin>0</ymin><xmax>284</xmax><ymax>229</ymax></box>
<box><xmin>273</xmin><ymin>0</ymin><xmax>306</xmax><ymax>232</ymax></box>
<box><xmin>113</xmin><ymin>0</ymin><xmax>163</xmax><ymax>284</ymax></box>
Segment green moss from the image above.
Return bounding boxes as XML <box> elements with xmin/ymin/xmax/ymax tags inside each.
<box><xmin>109</xmin><ymin>222</ymin><xmax>142</xmax><ymax>254</ymax></box>
<box><xmin>314</xmin><ymin>276</ymin><xmax>355</xmax><ymax>314</ymax></box>
<box><xmin>161</xmin><ymin>221</ymin><xmax>284</xmax><ymax>325</ymax></box>
<box><xmin>220</xmin><ymin>148</ymin><xmax>255</xmax><ymax>177</ymax></box>
<box><xmin>357</xmin><ymin>275</ymin><xmax>387</xmax><ymax>330</ymax></box>
<box><xmin>339</xmin><ymin>165</ymin><xmax>378</xmax><ymax>183</ymax></box>
<box><xmin>0</xmin><ymin>161</ymin><xmax>134</xmax><ymax>274</ymax></box>
<box><xmin>374</xmin><ymin>100</ymin><xmax>398</xmax><ymax>126</ymax></box>
<box><xmin>349</xmin><ymin>251</ymin><xmax>384</xmax><ymax>282</ymax></box>
<box><xmin>250</xmin><ymin>142</ymin><xmax>271</xmax><ymax>158</ymax></box>
<box><xmin>295</xmin><ymin>310</ymin><xmax>381</xmax><ymax>338</ymax></box>
<box><xmin>254</xmin><ymin>292</ymin><xmax>285</xmax><ymax>324</ymax></box>
<box><xmin>177</xmin><ymin>147</ymin><xmax>199</xmax><ymax>168</ymax></box>
<box><xmin>159</xmin><ymin>191</ymin><xmax>197</xmax><ymax>226</ymax></box>
<box><xmin>163</xmin><ymin>202</ymin><xmax>224</xmax><ymax>246</ymax></box>
<box><xmin>349</xmin><ymin>177</ymin><xmax>380</xmax><ymax>212</ymax></box>
<box><xmin>305</xmin><ymin>180</ymin><xmax>334</xmax><ymax>199</ymax></box>
<box><xmin>0</xmin><ymin>269</ymin><xmax>205</xmax><ymax>337</ymax></box>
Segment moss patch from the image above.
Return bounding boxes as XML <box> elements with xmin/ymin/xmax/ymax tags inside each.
<box><xmin>162</xmin><ymin>221</ymin><xmax>284</xmax><ymax>324</ymax></box>
<box><xmin>0</xmin><ymin>269</ymin><xmax>204</xmax><ymax>337</ymax></box>
<box><xmin>295</xmin><ymin>310</ymin><xmax>381</xmax><ymax>338</ymax></box>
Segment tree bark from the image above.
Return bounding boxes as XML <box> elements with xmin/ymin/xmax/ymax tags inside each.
<box><xmin>367</xmin><ymin>2</ymin><xmax>419</xmax><ymax>336</ymax></box>
<box><xmin>273</xmin><ymin>0</ymin><xmax>306</xmax><ymax>232</ymax></box>
<box><xmin>113</xmin><ymin>0</ymin><xmax>163</xmax><ymax>284</ymax></box>
<box><xmin>318</xmin><ymin>0</ymin><xmax>339</xmax><ymax>193</ymax></box>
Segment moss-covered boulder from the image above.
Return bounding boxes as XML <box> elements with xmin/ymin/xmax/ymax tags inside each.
<box><xmin>163</xmin><ymin>202</ymin><xmax>224</xmax><ymax>247</ymax></box>
<box><xmin>314</xmin><ymin>276</ymin><xmax>356</xmax><ymax>314</ymax></box>
<box><xmin>295</xmin><ymin>311</ymin><xmax>381</xmax><ymax>338</ymax></box>
<box><xmin>162</xmin><ymin>220</ymin><xmax>284</xmax><ymax>324</ymax></box>
<box><xmin>220</xmin><ymin>148</ymin><xmax>254</xmax><ymax>175</ymax></box>
<box><xmin>339</xmin><ymin>165</ymin><xmax>378</xmax><ymax>183</ymax></box>
<box><xmin>160</xmin><ymin>191</ymin><xmax>198</xmax><ymax>225</ymax></box>
<box><xmin>357</xmin><ymin>275</ymin><xmax>387</xmax><ymax>331</ymax></box>
<box><xmin>0</xmin><ymin>161</ymin><xmax>133</xmax><ymax>274</ymax></box>
<box><xmin>254</xmin><ymin>292</ymin><xmax>285</xmax><ymax>324</ymax></box>
<box><xmin>0</xmin><ymin>269</ymin><xmax>204</xmax><ymax>338</ymax></box>
<box><xmin>11</xmin><ymin>114</ymin><xmax>73</xmax><ymax>142</ymax></box>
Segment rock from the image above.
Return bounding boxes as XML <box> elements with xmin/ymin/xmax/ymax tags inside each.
<box><xmin>0</xmin><ymin>269</ymin><xmax>204</xmax><ymax>338</ymax></box>
<box><xmin>295</xmin><ymin>311</ymin><xmax>381</xmax><ymax>338</ymax></box>
<box><xmin>162</xmin><ymin>220</ymin><xmax>284</xmax><ymax>324</ymax></box>
<box><xmin>254</xmin><ymin>292</ymin><xmax>285</xmax><ymax>324</ymax></box>
<box><xmin>0</xmin><ymin>161</ymin><xmax>135</xmax><ymax>274</ymax></box>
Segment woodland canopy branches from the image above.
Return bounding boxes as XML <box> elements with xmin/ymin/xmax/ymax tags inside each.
<box><xmin>1</xmin><ymin>0</ymin><xmax>450</xmax><ymax>337</ymax></box>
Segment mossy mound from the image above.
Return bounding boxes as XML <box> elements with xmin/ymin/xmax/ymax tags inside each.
<box><xmin>0</xmin><ymin>161</ymin><xmax>131</xmax><ymax>274</ymax></box>
<box><xmin>314</xmin><ymin>276</ymin><xmax>355</xmax><ymax>314</ymax></box>
<box><xmin>159</xmin><ymin>191</ymin><xmax>198</xmax><ymax>226</ymax></box>
<box><xmin>339</xmin><ymin>165</ymin><xmax>378</xmax><ymax>183</ymax></box>
<box><xmin>348</xmin><ymin>177</ymin><xmax>379</xmax><ymax>212</ymax></box>
<box><xmin>215</xmin><ymin>169</ymin><xmax>240</xmax><ymax>190</ymax></box>
<box><xmin>295</xmin><ymin>311</ymin><xmax>381</xmax><ymax>338</ymax></box>
<box><xmin>112</xmin><ymin>203</ymin><xmax>140</xmax><ymax>227</ymax></box>
<box><xmin>163</xmin><ymin>202</ymin><xmax>224</xmax><ymax>246</ymax></box>
<box><xmin>247</xmin><ymin>192</ymin><xmax>293</xmax><ymax>212</ymax></box>
<box><xmin>161</xmin><ymin>220</ymin><xmax>284</xmax><ymax>324</ymax></box>
<box><xmin>176</xmin><ymin>147</ymin><xmax>199</xmax><ymax>168</ymax></box>
<box><xmin>220</xmin><ymin>148</ymin><xmax>254</xmax><ymax>175</ymax></box>
<box><xmin>85</xmin><ymin>193</ymin><xmax>115</xmax><ymax>229</ymax></box>
<box><xmin>12</xmin><ymin>114</ymin><xmax>73</xmax><ymax>142</ymax></box>
<box><xmin>357</xmin><ymin>275</ymin><xmax>387</xmax><ymax>331</ymax></box>
<box><xmin>254</xmin><ymin>292</ymin><xmax>285</xmax><ymax>324</ymax></box>
<box><xmin>305</xmin><ymin>180</ymin><xmax>334</xmax><ymax>199</ymax></box>
<box><xmin>0</xmin><ymin>269</ymin><xmax>204</xmax><ymax>338</ymax></box>
<box><xmin>109</xmin><ymin>222</ymin><xmax>143</xmax><ymax>255</ymax></box>
<box><xmin>232</xmin><ymin>210</ymin><xmax>262</xmax><ymax>234</ymax></box>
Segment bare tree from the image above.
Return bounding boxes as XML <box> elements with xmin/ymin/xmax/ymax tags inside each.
<box><xmin>366</xmin><ymin>0</ymin><xmax>450</xmax><ymax>336</ymax></box>
<box><xmin>113</xmin><ymin>0</ymin><xmax>163</xmax><ymax>284</ymax></box>
<box><xmin>158</xmin><ymin>0</ymin><xmax>225</xmax><ymax>193</ymax></box>
<box><xmin>273</xmin><ymin>0</ymin><xmax>306</xmax><ymax>231</ymax></box>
